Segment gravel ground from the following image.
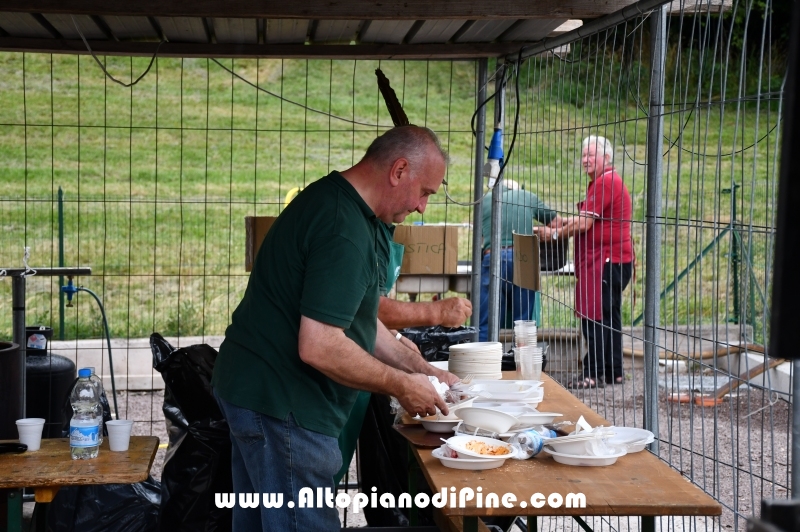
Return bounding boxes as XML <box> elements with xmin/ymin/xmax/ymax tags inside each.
<box><xmin>119</xmin><ymin>370</ymin><xmax>791</xmax><ymax>531</ymax></box>
<box><xmin>552</xmin><ymin>368</ymin><xmax>792</xmax><ymax>531</ymax></box>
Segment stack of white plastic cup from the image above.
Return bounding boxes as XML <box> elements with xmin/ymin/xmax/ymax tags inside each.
<box><xmin>514</xmin><ymin>320</ymin><xmax>538</xmax><ymax>379</ymax></box>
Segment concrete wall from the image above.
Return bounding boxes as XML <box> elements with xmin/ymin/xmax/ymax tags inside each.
<box><xmin>49</xmin><ymin>336</ymin><xmax>224</xmax><ymax>391</ymax></box>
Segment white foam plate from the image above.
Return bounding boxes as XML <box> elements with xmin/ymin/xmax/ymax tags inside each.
<box><xmin>544</xmin><ymin>433</ymin><xmax>616</xmax><ymax>455</ymax></box>
<box><xmin>449</xmin><ymin>342</ymin><xmax>503</xmax><ymax>352</ymax></box>
<box><xmin>514</xmin><ymin>412</ymin><xmax>563</xmax><ymax>425</ymax></box>
<box><xmin>431</xmin><ymin>447</ymin><xmax>506</xmax><ymax>470</ymax></box>
<box><xmin>606</xmin><ymin>427</ymin><xmax>655</xmax><ymax>450</ymax></box>
<box><xmin>420</xmin><ymin>419</ymin><xmax>460</xmax><ymax>433</ymax></box>
<box><xmin>544</xmin><ymin>447</ymin><xmax>627</xmax><ymax>466</ymax></box>
<box><xmin>567</xmin><ymin>427</ymin><xmax>653</xmax><ymax>453</ymax></box>
<box><xmin>468</xmin><ymin>379</ymin><xmax>543</xmax><ymax>389</ymax></box>
<box><xmin>429</xmin><ymin>361</ymin><xmax>449</xmax><ymax>371</ymax></box>
<box><xmin>455</xmin><ymin>407</ymin><xmax>519</xmax><ymax>434</ymax></box>
<box><xmin>444</xmin><ymin>434</ymin><xmax>515</xmax><ymax>459</ymax></box>
<box><xmin>624</xmin><ymin>438</ymin><xmax>654</xmax><ymax>453</ymax></box>
<box><xmin>468</xmin><ymin>383</ymin><xmax>538</xmax><ymax>400</ymax></box>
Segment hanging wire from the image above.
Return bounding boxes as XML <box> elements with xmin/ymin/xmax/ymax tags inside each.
<box><xmin>443</xmin><ymin>50</ymin><xmax>523</xmax><ymax>207</ymax></box>
<box><xmin>71</xmin><ymin>16</ymin><xmax>163</xmax><ymax>88</ymax></box>
<box><xmin>210</xmin><ymin>58</ymin><xmax>388</xmax><ymax>128</ymax></box>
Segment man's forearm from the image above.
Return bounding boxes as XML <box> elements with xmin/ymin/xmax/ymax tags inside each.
<box><xmin>378</xmin><ymin>298</ymin><xmax>437</xmax><ymax>329</ymax></box>
<box><xmin>374</xmin><ymin>320</ymin><xmax>431</xmax><ymax>374</ymax></box>
<box><xmin>298</xmin><ymin>316</ymin><xmax>409</xmax><ymax>397</ymax></box>
<box><xmin>551</xmin><ymin>215</ymin><xmax>593</xmax><ymax>237</ymax></box>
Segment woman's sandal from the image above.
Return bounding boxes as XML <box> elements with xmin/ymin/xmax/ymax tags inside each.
<box><xmin>568</xmin><ymin>377</ymin><xmax>604</xmax><ymax>389</ymax></box>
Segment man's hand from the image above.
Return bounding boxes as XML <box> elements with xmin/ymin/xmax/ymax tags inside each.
<box><xmin>432</xmin><ymin>297</ymin><xmax>472</xmax><ymax>327</ymax></box>
<box><xmin>397</xmin><ymin>373</ymin><xmax>449</xmax><ymax>417</ymax></box>
<box><xmin>533</xmin><ymin>226</ymin><xmax>554</xmax><ymax>240</ymax></box>
<box><xmin>429</xmin><ymin>367</ymin><xmax>460</xmax><ymax>387</ymax></box>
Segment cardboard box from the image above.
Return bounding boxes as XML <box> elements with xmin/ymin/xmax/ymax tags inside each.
<box><xmin>393</xmin><ymin>225</ymin><xmax>458</xmax><ymax>275</ymax></box>
<box><xmin>245</xmin><ymin>216</ymin><xmax>277</xmax><ymax>272</ymax></box>
<box><xmin>512</xmin><ymin>232</ymin><xmax>541</xmax><ymax>291</ymax></box>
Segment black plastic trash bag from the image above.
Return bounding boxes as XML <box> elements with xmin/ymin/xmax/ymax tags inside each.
<box><xmin>398</xmin><ymin>325</ymin><xmax>477</xmax><ymax>362</ymax></box>
<box><xmin>360</xmin><ymin>325</ymin><xmax>475</xmax><ymax>527</ymax></box>
<box><xmin>359</xmin><ymin>394</ymin><xmax>436</xmax><ymax>527</ymax></box>
<box><xmin>48</xmin><ymin>382</ymin><xmax>160</xmax><ymax>532</ymax></box>
<box><xmin>150</xmin><ymin>333</ymin><xmax>232</xmax><ymax>532</ymax></box>
<box><xmin>44</xmin><ymin>477</ymin><xmax>161</xmax><ymax>532</ymax></box>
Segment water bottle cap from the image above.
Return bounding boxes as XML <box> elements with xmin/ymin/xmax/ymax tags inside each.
<box><xmin>78</xmin><ymin>368</ymin><xmax>91</xmax><ymax>378</ymax></box>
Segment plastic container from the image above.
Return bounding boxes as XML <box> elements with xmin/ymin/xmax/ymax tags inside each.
<box><xmin>69</xmin><ymin>368</ymin><xmax>100</xmax><ymax>460</ymax></box>
<box><xmin>26</xmin><ymin>325</ymin><xmax>53</xmax><ymax>354</ymax></box>
<box><xmin>16</xmin><ymin>418</ymin><xmax>46</xmax><ymax>451</ymax></box>
<box><xmin>508</xmin><ymin>428</ymin><xmax>551</xmax><ymax>458</ymax></box>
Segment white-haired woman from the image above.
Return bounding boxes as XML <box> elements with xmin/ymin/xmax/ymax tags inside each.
<box><xmin>534</xmin><ymin>135</ymin><xmax>633</xmax><ymax>388</ymax></box>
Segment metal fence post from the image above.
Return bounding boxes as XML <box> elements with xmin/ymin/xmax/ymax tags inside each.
<box><xmin>58</xmin><ymin>186</ymin><xmax>65</xmax><ymax>340</ymax></box>
<box><xmin>12</xmin><ymin>276</ymin><xmax>26</xmax><ymax>418</ymax></box>
<box><xmin>470</xmin><ymin>59</ymin><xmax>488</xmax><ymax>329</ymax></box>
<box><xmin>644</xmin><ymin>5</ymin><xmax>667</xmax><ymax>452</ymax></box>
<box><xmin>794</xmin><ymin>360</ymin><xmax>800</xmax><ymax>499</ymax></box>
<box><xmin>488</xmin><ymin>60</ymin><xmax>506</xmax><ymax>342</ymax></box>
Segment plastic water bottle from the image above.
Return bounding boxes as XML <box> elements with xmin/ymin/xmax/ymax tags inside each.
<box><xmin>85</xmin><ymin>367</ymin><xmax>105</xmax><ymax>444</ymax></box>
<box><xmin>70</xmin><ymin>368</ymin><xmax>101</xmax><ymax>460</ymax></box>
<box><xmin>508</xmin><ymin>425</ymin><xmax>557</xmax><ymax>459</ymax></box>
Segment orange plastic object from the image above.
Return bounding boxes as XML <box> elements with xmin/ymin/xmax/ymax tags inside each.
<box><xmin>667</xmin><ymin>392</ymin><xmax>693</xmax><ymax>403</ymax></box>
<box><xmin>693</xmin><ymin>394</ymin><xmax>725</xmax><ymax>407</ymax></box>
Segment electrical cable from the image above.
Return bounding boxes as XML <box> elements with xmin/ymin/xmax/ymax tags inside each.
<box><xmin>76</xmin><ymin>286</ymin><xmax>120</xmax><ymax>420</ymax></box>
<box><xmin>442</xmin><ymin>52</ymin><xmax>524</xmax><ymax>207</ymax></box>
<box><xmin>71</xmin><ymin>16</ymin><xmax>163</xmax><ymax>88</ymax></box>
<box><xmin>211</xmin><ymin>58</ymin><xmax>389</xmax><ymax>128</ymax></box>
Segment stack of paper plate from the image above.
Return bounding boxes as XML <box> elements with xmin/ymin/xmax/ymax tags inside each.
<box><xmin>448</xmin><ymin>342</ymin><xmax>503</xmax><ymax>380</ymax></box>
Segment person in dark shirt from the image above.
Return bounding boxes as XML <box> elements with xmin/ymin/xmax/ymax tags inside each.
<box><xmin>212</xmin><ymin>126</ymin><xmax>459</xmax><ymax>531</ymax></box>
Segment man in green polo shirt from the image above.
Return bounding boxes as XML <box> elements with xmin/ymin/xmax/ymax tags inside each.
<box><xmin>479</xmin><ymin>179</ymin><xmax>557</xmax><ymax>340</ymax></box>
<box><xmin>211</xmin><ymin>126</ymin><xmax>458</xmax><ymax>532</ymax></box>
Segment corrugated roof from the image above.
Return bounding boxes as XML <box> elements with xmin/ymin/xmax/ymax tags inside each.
<box><xmin>0</xmin><ymin>0</ymin><xmax>650</xmax><ymax>58</ymax></box>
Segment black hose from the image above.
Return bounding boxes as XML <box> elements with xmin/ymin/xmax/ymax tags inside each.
<box><xmin>76</xmin><ymin>287</ymin><xmax>119</xmax><ymax>419</ymax></box>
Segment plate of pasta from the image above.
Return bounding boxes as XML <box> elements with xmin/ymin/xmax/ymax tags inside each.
<box><xmin>444</xmin><ymin>435</ymin><xmax>516</xmax><ymax>459</ymax></box>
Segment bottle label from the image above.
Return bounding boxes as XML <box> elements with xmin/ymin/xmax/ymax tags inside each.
<box><xmin>70</xmin><ymin>422</ymin><xmax>100</xmax><ymax>447</ymax></box>
<box><xmin>27</xmin><ymin>333</ymin><xmax>47</xmax><ymax>349</ymax></box>
<box><xmin>525</xmin><ymin>430</ymin><xmax>544</xmax><ymax>455</ymax></box>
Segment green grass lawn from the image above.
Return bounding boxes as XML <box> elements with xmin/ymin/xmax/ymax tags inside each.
<box><xmin>0</xmin><ymin>44</ymin><xmax>782</xmax><ymax>343</ymax></box>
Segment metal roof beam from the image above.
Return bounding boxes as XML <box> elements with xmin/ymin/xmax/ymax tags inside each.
<box><xmin>2</xmin><ymin>0</ymin><xmax>637</xmax><ymax>20</ymax></box>
<box><xmin>0</xmin><ymin>36</ymin><xmax>521</xmax><ymax>58</ymax></box>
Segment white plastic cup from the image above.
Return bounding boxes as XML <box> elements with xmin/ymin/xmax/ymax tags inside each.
<box><xmin>106</xmin><ymin>420</ymin><xmax>134</xmax><ymax>452</ymax></box>
<box><xmin>530</xmin><ymin>362</ymin><xmax>543</xmax><ymax>381</ymax></box>
<box><xmin>16</xmin><ymin>418</ymin><xmax>45</xmax><ymax>451</ymax></box>
<box><xmin>519</xmin><ymin>346</ymin><xmax>535</xmax><ymax>379</ymax></box>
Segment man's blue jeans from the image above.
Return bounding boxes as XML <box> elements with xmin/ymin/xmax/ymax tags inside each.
<box><xmin>479</xmin><ymin>249</ymin><xmax>541</xmax><ymax>341</ymax></box>
<box><xmin>215</xmin><ymin>391</ymin><xmax>342</xmax><ymax>531</ymax></box>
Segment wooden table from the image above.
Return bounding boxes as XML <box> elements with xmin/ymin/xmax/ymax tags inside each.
<box><xmin>409</xmin><ymin>372</ymin><xmax>721</xmax><ymax>532</ymax></box>
<box><xmin>0</xmin><ymin>436</ymin><xmax>159</xmax><ymax>532</ymax></box>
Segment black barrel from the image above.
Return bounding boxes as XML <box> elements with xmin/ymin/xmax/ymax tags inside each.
<box><xmin>0</xmin><ymin>341</ymin><xmax>22</xmax><ymax>440</ymax></box>
<box><xmin>26</xmin><ymin>353</ymin><xmax>76</xmax><ymax>438</ymax></box>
